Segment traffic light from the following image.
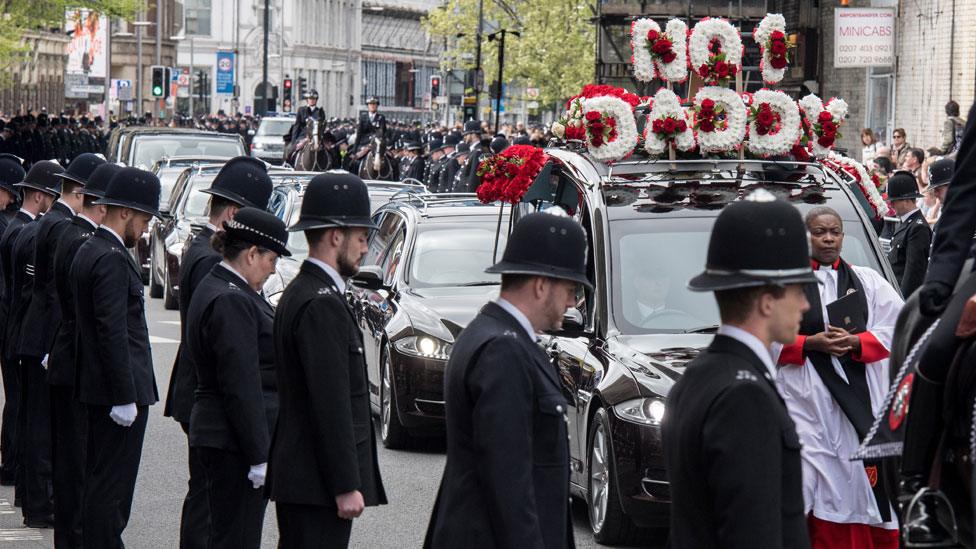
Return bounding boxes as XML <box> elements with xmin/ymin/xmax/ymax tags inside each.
<box><xmin>298</xmin><ymin>77</ymin><xmax>307</xmax><ymax>99</ymax></box>
<box><xmin>283</xmin><ymin>78</ymin><xmax>292</xmax><ymax>103</ymax></box>
<box><xmin>151</xmin><ymin>66</ymin><xmax>165</xmax><ymax>98</ymax></box>
<box><xmin>430</xmin><ymin>75</ymin><xmax>441</xmax><ymax>99</ymax></box>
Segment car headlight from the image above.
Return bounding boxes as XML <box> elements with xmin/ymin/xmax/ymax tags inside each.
<box><xmin>394</xmin><ymin>335</ymin><xmax>453</xmax><ymax>361</ymax></box>
<box><xmin>253</xmin><ymin>142</ymin><xmax>264</xmax><ymax>150</ymax></box>
<box><xmin>613</xmin><ymin>398</ymin><xmax>666</xmax><ymax>426</ymax></box>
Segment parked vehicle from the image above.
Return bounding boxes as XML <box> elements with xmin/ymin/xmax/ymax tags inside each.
<box><xmin>106</xmin><ymin>127</ymin><xmax>246</xmax><ymax>169</ymax></box>
<box><xmin>250</xmin><ymin>115</ymin><xmax>296</xmax><ymax>164</ymax></box>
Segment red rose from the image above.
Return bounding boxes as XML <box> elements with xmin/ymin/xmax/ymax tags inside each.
<box><xmin>606</xmin><ymin>117</ymin><xmax>617</xmax><ymax>127</ymax></box>
<box><xmin>757</xmin><ymin>109</ymin><xmax>775</xmax><ymax>127</ymax></box>
<box><xmin>647</xmin><ymin>29</ymin><xmax>659</xmax><ymax>42</ymax></box>
<box><xmin>701</xmin><ymin>98</ymin><xmax>715</xmax><ymax>111</ymax></box>
<box><xmin>585</xmin><ymin>111</ymin><xmax>602</xmax><ymax>122</ymax></box>
<box><xmin>591</xmin><ymin>135</ymin><xmax>604</xmax><ymax>147</ymax></box>
<box><xmin>817</xmin><ymin>111</ymin><xmax>833</xmax><ymax>123</ymax></box>
<box><xmin>699</xmin><ymin>64</ymin><xmax>710</xmax><ymax>76</ymax></box>
<box><xmin>770</xmin><ymin>56</ymin><xmax>788</xmax><ymax>69</ymax></box>
<box><xmin>662</xmin><ymin>51</ymin><xmax>677</xmax><ymax>64</ymax></box>
<box><xmin>770</xmin><ymin>39</ymin><xmax>787</xmax><ymax>56</ymax></box>
<box><xmin>757</xmin><ymin>126</ymin><xmax>768</xmax><ymax>136</ymax></box>
<box><xmin>566</xmin><ymin>127</ymin><xmax>585</xmax><ymax>140</ymax></box>
<box><xmin>823</xmin><ymin>121</ymin><xmax>837</xmax><ymax>134</ymax></box>
<box><xmin>676</xmin><ymin>119</ymin><xmax>687</xmax><ymax>132</ymax></box>
<box><xmin>662</xmin><ymin>117</ymin><xmax>677</xmax><ymax>134</ymax></box>
<box><xmin>652</xmin><ymin>119</ymin><xmax>664</xmax><ymax>133</ymax></box>
<box><xmin>817</xmin><ymin>136</ymin><xmax>835</xmax><ymax>148</ymax></box>
<box><xmin>608</xmin><ymin>128</ymin><xmax>618</xmax><ymax>141</ymax></box>
<box><xmin>652</xmin><ymin>38</ymin><xmax>673</xmax><ymax>55</ymax></box>
<box><xmin>770</xmin><ymin>30</ymin><xmax>785</xmax><ymax>41</ymax></box>
<box><xmin>589</xmin><ymin>122</ymin><xmax>605</xmax><ymax>134</ymax></box>
<box><xmin>715</xmin><ymin>61</ymin><xmax>729</xmax><ymax>78</ymax></box>
<box><xmin>700</xmin><ymin>119</ymin><xmax>716</xmax><ymax>132</ymax></box>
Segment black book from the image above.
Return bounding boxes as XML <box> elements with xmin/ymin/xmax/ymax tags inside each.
<box><xmin>826</xmin><ymin>290</ymin><xmax>867</xmax><ymax>334</ymax></box>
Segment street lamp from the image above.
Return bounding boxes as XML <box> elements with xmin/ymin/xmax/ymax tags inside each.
<box><xmin>488</xmin><ymin>29</ymin><xmax>519</xmax><ymax>134</ymax></box>
<box><xmin>132</xmin><ymin>20</ymin><xmax>154</xmax><ymax>116</ymax></box>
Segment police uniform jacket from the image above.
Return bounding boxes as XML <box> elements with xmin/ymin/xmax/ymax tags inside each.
<box><xmin>0</xmin><ymin>210</ymin><xmax>32</xmax><ymax>342</ymax></box>
<box><xmin>460</xmin><ymin>143</ymin><xmax>484</xmax><ymax>193</ymax></box>
<box><xmin>662</xmin><ymin>334</ymin><xmax>809</xmax><ymax>549</ymax></box>
<box><xmin>438</xmin><ymin>155</ymin><xmax>461</xmax><ymax>194</ymax></box>
<box><xmin>404</xmin><ymin>155</ymin><xmax>426</xmax><ymax>183</ymax></box>
<box><xmin>291</xmin><ymin>106</ymin><xmax>326</xmax><ymax>143</ymax></box>
<box><xmin>353</xmin><ymin>112</ymin><xmax>387</xmax><ymax>151</ymax></box>
<box><xmin>266</xmin><ymin>261</ymin><xmax>386</xmax><ymax>507</ymax></box>
<box><xmin>164</xmin><ymin>225</ymin><xmax>220</xmax><ymax>423</ymax></box>
<box><xmin>19</xmin><ymin>200</ymin><xmax>73</xmax><ymax>359</ymax></box>
<box><xmin>187</xmin><ymin>264</ymin><xmax>277</xmax><ymax>465</ymax></box>
<box><xmin>424</xmin><ymin>302</ymin><xmax>573</xmax><ymax>549</ymax></box>
<box><xmin>425</xmin><ymin>157</ymin><xmax>445</xmax><ymax>191</ymax></box>
<box><xmin>48</xmin><ymin>215</ymin><xmax>97</xmax><ymax>386</ymax></box>
<box><xmin>70</xmin><ymin>227</ymin><xmax>158</xmax><ymax>406</ymax></box>
<box><xmin>887</xmin><ymin>209</ymin><xmax>931</xmax><ymax>297</ymax></box>
<box><xmin>6</xmin><ymin>215</ymin><xmax>44</xmax><ymax>358</ymax></box>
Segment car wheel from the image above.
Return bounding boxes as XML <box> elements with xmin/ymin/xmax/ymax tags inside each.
<box><xmin>588</xmin><ymin>407</ymin><xmax>637</xmax><ymax>544</ymax></box>
<box><xmin>149</xmin><ymin>250</ymin><xmax>163</xmax><ymax>299</ymax></box>
<box><xmin>163</xmin><ymin>262</ymin><xmax>179</xmax><ymax>310</ymax></box>
<box><xmin>380</xmin><ymin>346</ymin><xmax>411</xmax><ymax>449</ymax></box>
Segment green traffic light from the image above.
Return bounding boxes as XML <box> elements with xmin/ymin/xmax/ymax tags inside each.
<box><xmin>152</xmin><ymin>86</ymin><xmax>163</xmax><ymax>96</ymax></box>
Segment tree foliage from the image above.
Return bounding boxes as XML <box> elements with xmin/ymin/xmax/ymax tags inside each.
<box><xmin>424</xmin><ymin>0</ymin><xmax>596</xmax><ymax>107</ymax></box>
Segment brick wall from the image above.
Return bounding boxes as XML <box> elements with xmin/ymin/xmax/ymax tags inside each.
<box><xmin>818</xmin><ymin>0</ymin><xmax>872</xmax><ymax>155</ymax></box>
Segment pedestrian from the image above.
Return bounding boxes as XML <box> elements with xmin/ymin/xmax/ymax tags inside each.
<box><xmin>71</xmin><ymin>167</ymin><xmax>161</xmax><ymax>548</ymax></box>
<box><xmin>860</xmin><ymin>128</ymin><xmax>883</xmax><ymax>165</ymax></box>
<box><xmin>941</xmin><ymin>100</ymin><xmax>966</xmax><ymax>155</ymax></box>
<box><xmin>901</xmin><ymin>147</ymin><xmax>924</xmax><ymax>178</ymax></box>
<box><xmin>164</xmin><ymin>156</ymin><xmax>273</xmax><ymax>549</ymax></box>
<box><xmin>662</xmin><ymin>192</ymin><xmax>815</xmax><ymax>549</ymax></box>
<box><xmin>775</xmin><ymin>206</ymin><xmax>903</xmax><ymax>548</ymax></box>
<box><xmin>185</xmin><ymin>207</ymin><xmax>289</xmax><ymax>549</ymax></box>
<box><xmin>424</xmin><ymin>211</ymin><xmax>585</xmax><ymax>549</ymax></box>
<box><xmin>885</xmin><ymin>171</ymin><xmax>931</xmax><ymax>296</ymax></box>
<box><xmin>890</xmin><ymin>128</ymin><xmax>911</xmax><ymax>167</ymax></box>
<box><xmin>48</xmin><ymin>162</ymin><xmax>120</xmax><ymax>549</ymax></box>
<box><xmin>267</xmin><ymin>172</ymin><xmax>386</xmax><ymax>549</ymax></box>
<box><xmin>0</xmin><ymin>153</ymin><xmax>24</xmax><ymax>486</ymax></box>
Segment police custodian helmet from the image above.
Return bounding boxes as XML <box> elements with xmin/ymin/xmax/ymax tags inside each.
<box><xmin>926</xmin><ymin>158</ymin><xmax>954</xmax><ymax>191</ymax></box>
<box><xmin>886</xmin><ymin>171</ymin><xmax>922</xmax><ymax>201</ymax></box>
<box><xmin>486</xmin><ymin>211</ymin><xmax>592</xmax><ymax>289</ymax></box>
<box><xmin>288</xmin><ymin>172</ymin><xmax>377</xmax><ymax>231</ymax></box>
<box><xmin>17</xmin><ymin>160</ymin><xmax>64</xmax><ymax>197</ymax></box>
<box><xmin>688</xmin><ymin>190</ymin><xmax>818</xmax><ymax>292</ymax></box>
<box><xmin>223</xmin><ymin>207</ymin><xmax>291</xmax><ymax>257</ymax></box>
<box><xmin>200</xmin><ymin>156</ymin><xmax>273</xmax><ymax>209</ymax></box>
<box><xmin>95</xmin><ymin>167</ymin><xmax>162</xmax><ymax>218</ymax></box>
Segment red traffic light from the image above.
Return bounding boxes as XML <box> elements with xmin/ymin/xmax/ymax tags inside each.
<box><xmin>284</xmin><ymin>79</ymin><xmax>292</xmax><ymax>89</ymax></box>
<box><xmin>431</xmin><ymin>77</ymin><xmax>440</xmax><ymax>86</ymax></box>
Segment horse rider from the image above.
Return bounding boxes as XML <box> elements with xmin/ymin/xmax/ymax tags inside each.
<box><xmin>287</xmin><ymin>89</ymin><xmax>326</xmax><ymax>161</ymax></box>
<box><xmin>350</xmin><ymin>97</ymin><xmax>387</xmax><ymax>160</ymax></box>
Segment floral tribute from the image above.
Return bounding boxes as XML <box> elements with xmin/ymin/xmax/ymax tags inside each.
<box><xmin>643</xmin><ymin>88</ymin><xmax>696</xmax><ymax>156</ymax></box>
<box><xmin>753</xmin><ymin>14</ymin><xmax>790</xmax><ymax>84</ymax></box>
<box><xmin>551</xmin><ymin>84</ymin><xmax>641</xmax><ymax>142</ymax></box>
<box><xmin>745</xmin><ymin>89</ymin><xmax>801</xmax><ymax>157</ymax></box>
<box><xmin>824</xmin><ymin>152</ymin><xmax>890</xmax><ymax>217</ymax></box>
<box><xmin>581</xmin><ymin>95</ymin><xmax>640</xmax><ymax>162</ymax></box>
<box><xmin>798</xmin><ymin>94</ymin><xmax>848</xmax><ymax>157</ymax></box>
<box><xmin>689</xmin><ymin>18</ymin><xmax>743</xmax><ymax>86</ymax></box>
<box><xmin>475</xmin><ymin>145</ymin><xmax>549</xmax><ymax>205</ymax></box>
<box><xmin>631</xmin><ymin>18</ymin><xmax>689</xmax><ymax>83</ymax></box>
<box><xmin>693</xmin><ymin>87</ymin><xmax>747</xmax><ymax>153</ymax></box>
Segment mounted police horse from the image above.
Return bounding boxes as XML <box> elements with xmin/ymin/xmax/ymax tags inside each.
<box><xmin>349</xmin><ymin>134</ymin><xmax>398</xmax><ymax>181</ymax></box>
<box><xmin>291</xmin><ymin>118</ymin><xmax>335</xmax><ymax>171</ymax></box>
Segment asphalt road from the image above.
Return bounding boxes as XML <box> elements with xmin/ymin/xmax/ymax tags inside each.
<box><xmin>0</xmin><ymin>289</ymin><xmax>664</xmax><ymax>548</ymax></box>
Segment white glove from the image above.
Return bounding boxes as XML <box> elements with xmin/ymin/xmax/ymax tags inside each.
<box><xmin>109</xmin><ymin>403</ymin><xmax>138</xmax><ymax>427</ymax></box>
<box><xmin>248</xmin><ymin>463</ymin><xmax>267</xmax><ymax>489</ymax></box>
<box><xmin>41</xmin><ymin>354</ymin><xmax>49</xmax><ymax>369</ymax></box>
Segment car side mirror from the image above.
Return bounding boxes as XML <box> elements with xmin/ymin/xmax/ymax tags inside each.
<box><xmin>351</xmin><ymin>265</ymin><xmax>385</xmax><ymax>291</ymax></box>
<box><xmin>548</xmin><ymin>308</ymin><xmax>585</xmax><ymax>336</ymax></box>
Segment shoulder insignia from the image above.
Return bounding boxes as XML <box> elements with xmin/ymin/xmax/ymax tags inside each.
<box><xmin>317</xmin><ymin>286</ymin><xmax>333</xmax><ymax>295</ymax></box>
<box><xmin>227</xmin><ymin>281</ymin><xmax>241</xmax><ymax>291</ymax></box>
<box><xmin>502</xmin><ymin>329</ymin><xmax>519</xmax><ymax>339</ymax></box>
<box><xmin>735</xmin><ymin>370</ymin><xmax>759</xmax><ymax>382</ymax></box>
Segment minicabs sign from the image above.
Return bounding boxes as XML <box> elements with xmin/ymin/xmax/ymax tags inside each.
<box><xmin>834</xmin><ymin>8</ymin><xmax>895</xmax><ymax>68</ymax></box>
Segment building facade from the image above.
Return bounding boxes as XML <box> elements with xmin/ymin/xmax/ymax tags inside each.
<box><xmin>0</xmin><ymin>31</ymin><xmax>69</xmax><ymax>115</ymax></box>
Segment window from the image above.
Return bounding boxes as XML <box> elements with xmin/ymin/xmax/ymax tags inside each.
<box><xmin>185</xmin><ymin>0</ymin><xmax>211</xmax><ymax>36</ymax></box>
<box><xmin>363</xmin><ymin>212</ymin><xmax>404</xmax><ymax>266</ymax></box>
<box><xmin>379</xmin><ymin>229</ymin><xmax>406</xmax><ymax>285</ymax></box>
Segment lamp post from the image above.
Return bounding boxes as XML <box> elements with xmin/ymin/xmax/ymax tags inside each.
<box><xmin>132</xmin><ymin>20</ymin><xmax>153</xmax><ymax>117</ymax></box>
<box><xmin>488</xmin><ymin>29</ymin><xmax>519</xmax><ymax>134</ymax></box>
<box><xmin>171</xmin><ymin>33</ymin><xmax>196</xmax><ymax>117</ymax></box>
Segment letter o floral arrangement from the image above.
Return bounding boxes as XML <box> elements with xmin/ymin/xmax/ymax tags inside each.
<box><xmin>689</xmin><ymin>18</ymin><xmax>743</xmax><ymax>86</ymax></box>
<box><xmin>753</xmin><ymin>14</ymin><xmax>789</xmax><ymax>85</ymax></box>
<box><xmin>693</xmin><ymin>86</ymin><xmax>747</xmax><ymax>154</ymax></box>
<box><xmin>631</xmin><ymin>18</ymin><xmax>689</xmax><ymax>83</ymax></box>
<box><xmin>643</xmin><ymin>88</ymin><xmax>695</xmax><ymax>156</ymax></box>
<box><xmin>581</xmin><ymin>95</ymin><xmax>639</xmax><ymax>162</ymax></box>
<box><xmin>746</xmin><ymin>89</ymin><xmax>801</xmax><ymax>157</ymax></box>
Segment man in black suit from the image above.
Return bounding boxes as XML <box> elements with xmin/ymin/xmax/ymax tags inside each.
<box><xmin>400</xmin><ymin>142</ymin><xmax>426</xmax><ymax>183</ymax></box>
<box><xmin>267</xmin><ymin>172</ymin><xmax>386</xmax><ymax>548</ymax></box>
<box><xmin>885</xmin><ymin>171</ymin><xmax>931</xmax><ymax>297</ymax></box>
<box><xmin>165</xmin><ymin>156</ymin><xmax>273</xmax><ymax>549</ymax></box>
<box><xmin>71</xmin><ymin>167</ymin><xmax>161</xmax><ymax>548</ymax></box>
<box><xmin>457</xmin><ymin>121</ymin><xmax>485</xmax><ymax>193</ymax></box>
<box><xmin>663</xmin><ymin>193</ymin><xmax>815</xmax><ymax>549</ymax></box>
<box><xmin>424</xmin><ymin>213</ymin><xmax>585</xmax><ymax>549</ymax></box>
<box><xmin>48</xmin><ymin>162</ymin><xmax>119</xmax><ymax>549</ymax></box>
<box><xmin>0</xmin><ymin>153</ymin><xmax>24</xmax><ymax>486</ymax></box>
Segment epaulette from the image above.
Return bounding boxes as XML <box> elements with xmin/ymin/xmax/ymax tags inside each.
<box><xmin>735</xmin><ymin>369</ymin><xmax>759</xmax><ymax>383</ymax></box>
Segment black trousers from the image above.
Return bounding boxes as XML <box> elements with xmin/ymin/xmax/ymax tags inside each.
<box><xmin>276</xmin><ymin>502</ymin><xmax>352</xmax><ymax>549</ymax></box>
<box><xmin>51</xmin><ymin>383</ymin><xmax>87</xmax><ymax>548</ymax></box>
<box><xmin>20</xmin><ymin>357</ymin><xmax>52</xmax><ymax>521</ymax></box>
<box><xmin>82</xmin><ymin>404</ymin><xmax>148</xmax><ymax>549</ymax></box>
<box><xmin>198</xmin><ymin>447</ymin><xmax>267</xmax><ymax>549</ymax></box>
<box><xmin>179</xmin><ymin>423</ymin><xmax>210</xmax><ymax>549</ymax></box>
<box><xmin>0</xmin><ymin>352</ymin><xmax>20</xmax><ymax>483</ymax></box>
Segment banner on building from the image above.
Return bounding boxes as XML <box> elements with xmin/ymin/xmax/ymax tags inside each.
<box><xmin>834</xmin><ymin>8</ymin><xmax>895</xmax><ymax>68</ymax></box>
<box><xmin>216</xmin><ymin>51</ymin><xmax>235</xmax><ymax>95</ymax></box>
<box><xmin>65</xmin><ymin>8</ymin><xmax>107</xmax><ymax>78</ymax></box>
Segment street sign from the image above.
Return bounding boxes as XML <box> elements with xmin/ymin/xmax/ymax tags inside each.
<box><xmin>834</xmin><ymin>8</ymin><xmax>895</xmax><ymax>68</ymax></box>
<box><xmin>216</xmin><ymin>51</ymin><xmax>235</xmax><ymax>94</ymax></box>
<box><xmin>71</xmin><ymin>84</ymin><xmax>105</xmax><ymax>94</ymax></box>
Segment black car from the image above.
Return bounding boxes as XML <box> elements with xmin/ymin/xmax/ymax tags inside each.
<box><xmin>106</xmin><ymin>127</ymin><xmax>247</xmax><ymax>167</ymax></box>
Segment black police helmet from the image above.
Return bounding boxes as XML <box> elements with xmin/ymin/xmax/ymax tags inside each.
<box><xmin>0</xmin><ymin>154</ymin><xmax>25</xmax><ymax>198</ymax></box>
<box><xmin>223</xmin><ymin>206</ymin><xmax>291</xmax><ymax>257</ymax></box>
<box><xmin>95</xmin><ymin>167</ymin><xmax>162</xmax><ymax>218</ymax></box>
<box><xmin>58</xmin><ymin>152</ymin><xmax>106</xmax><ymax>187</ymax></box>
<box><xmin>16</xmin><ymin>160</ymin><xmax>64</xmax><ymax>197</ymax></box>
<box><xmin>456</xmin><ymin>142</ymin><xmax>471</xmax><ymax>154</ymax></box>
<box><xmin>688</xmin><ymin>191</ymin><xmax>818</xmax><ymax>292</ymax></box>
<box><xmin>427</xmin><ymin>138</ymin><xmax>444</xmax><ymax>153</ymax></box>
<box><xmin>366</xmin><ymin>96</ymin><xmax>380</xmax><ymax>105</ymax></box>
<box><xmin>438</xmin><ymin>133</ymin><xmax>461</xmax><ymax>151</ymax></box>
<box><xmin>887</xmin><ymin>171</ymin><xmax>922</xmax><ymax>201</ymax></box>
<box><xmin>289</xmin><ymin>172</ymin><xmax>377</xmax><ymax>232</ymax></box>
<box><xmin>82</xmin><ymin>163</ymin><xmax>123</xmax><ymax>198</ymax></box>
<box><xmin>463</xmin><ymin>120</ymin><xmax>482</xmax><ymax>135</ymax></box>
<box><xmin>486</xmin><ymin>211</ymin><xmax>592</xmax><ymax>289</ymax></box>
<box><xmin>200</xmin><ymin>156</ymin><xmax>273</xmax><ymax>209</ymax></box>
<box><xmin>926</xmin><ymin>158</ymin><xmax>954</xmax><ymax>190</ymax></box>
<box><xmin>490</xmin><ymin>136</ymin><xmax>510</xmax><ymax>154</ymax></box>
<box><xmin>306</xmin><ymin>89</ymin><xmax>319</xmax><ymax>99</ymax></box>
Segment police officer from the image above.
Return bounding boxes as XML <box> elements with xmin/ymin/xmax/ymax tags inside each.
<box><xmin>445</xmin><ymin>143</ymin><xmax>470</xmax><ymax>193</ymax></box>
<box><xmin>423</xmin><ymin>137</ymin><xmax>445</xmax><ymax>190</ymax></box>
<box><xmin>48</xmin><ymin>162</ymin><xmax>120</xmax><ymax>548</ymax></box>
<box><xmin>165</xmin><ymin>156</ymin><xmax>273</xmax><ymax>549</ymax></box>
<box><xmin>424</xmin><ymin>212</ymin><xmax>585</xmax><ymax>549</ymax></box>
<box><xmin>186</xmin><ymin>208</ymin><xmax>289</xmax><ymax>549</ymax></box>
<box><xmin>0</xmin><ymin>155</ymin><xmax>23</xmax><ymax>235</ymax></box>
<box><xmin>290</xmin><ymin>90</ymin><xmax>326</xmax><ymax>146</ymax></box>
<box><xmin>663</xmin><ymin>193</ymin><xmax>814</xmax><ymax>549</ymax></box>
<box><xmin>400</xmin><ymin>142</ymin><xmax>426</xmax><ymax>183</ymax></box>
<box><xmin>923</xmin><ymin>157</ymin><xmax>954</xmax><ymax>219</ymax></box>
<box><xmin>0</xmin><ymin>154</ymin><xmax>24</xmax><ymax>486</ymax></box>
<box><xmin>71</xmin><ymin>167</ymin><xmax>161</xmax><ymax>547</ymax></box>
<box><xmin>432</xmin><ymin>134</ymin><xmax>460</xmax><ymax>193</ymax></box>
<box><xmin>458</xmin><ymin>121</ymin><xmax>485</xmax><ymax>193</ymax></box>
<box><xmin>267</xmin><ymin>172</ymin><xmax>386</xmax><ymax>549</ymax></box>
<box><xmin>886</xmin><ymin>171</ymin><xmax>932</xmax><ymax>297</ymax></box>
<box><xmin>351</xmin><ymin>96</ymin><xmax>388</xmax><ymax>158</ymax></box>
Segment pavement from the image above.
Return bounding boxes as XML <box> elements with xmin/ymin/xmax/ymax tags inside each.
<box><xmin>0</xmin><ymin>289</ymin><xmax>663</xmax><ymax>548</ymax></box>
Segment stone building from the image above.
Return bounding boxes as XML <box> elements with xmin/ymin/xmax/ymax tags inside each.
<box><xmin>0</xmin><ymin>31</ymin><xmax>69</xmax><ymax>115</ymax></box>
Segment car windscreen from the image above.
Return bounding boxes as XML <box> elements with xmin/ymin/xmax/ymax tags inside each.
<box><xmin>158</xmin><ymin>168</ymin><xmax>186</xmax><ymax>208</ymax></box>
<box><xmin>131</xmin><ymin>136</ymin><xmax>245</xmax><ymax>169</ymax></box>
<box><xmin>257</xmin><ymin>120</ymin><xmax>294</xmax><ymax>136</ymax></box>
<box><xmin>180</xmin><ymin>174</ymin><xmax>218</xmax><ymax>218</ymax></box>
<box><xmin>610</xmin><ymin>216</ymin><xmax>885</xmax><ymax>334</ymax></box>
<box><xmin>407</xmin><ymin>222</ymin><xmax>508</xmax><ymax>288</ymax></box>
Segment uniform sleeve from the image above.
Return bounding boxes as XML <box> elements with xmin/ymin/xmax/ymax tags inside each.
<box><xmin>776</xmin><ymin>336</ymin><xmax>806</xmax><ymax>366</ymax></box>
<box><xmin>900</xmin><ymin>223</ymin><xmax>931</xmax><ymax>297</ymax></box>
<box><xmin>91</xmin><ymin>252</ymin><xmax>137</xmax><ymax>404</ymax></box>
<box><xmin>852</xmin><ymin>267</ymin><xmax>904</xmax><ymax>364</ymax></box>
<box><xmin>466</xmin><ymin>337</ymin><xmax>547</xmax><ymax>549</ymax></box>
<box><xmin>702</xmin><ymin>382</ymin><xmax>786</xmax><ymax>548</ymax></box>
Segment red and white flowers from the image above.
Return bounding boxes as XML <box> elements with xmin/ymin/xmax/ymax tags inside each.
<box><xmin>693</xmin><ymin>86</ymin><xmax>747</xmax><ymax>153</ymax></box>
<box><xmin>825</xmin><ymin>152</ymin><xmax>889</xmax><ymax>217</ymax></box>
<box><xmin>799</xmin><ymin>94</ymin><xmax>848</xmax><ymax>157</ymax></box>
<box><xmin>631</xmin><ymin>18</ymin><xmax>688</xmax><ymax>83</ymax></box>
<box><xmin>643</xmin><ymin>88</ymin><xmax>695</xmax><ymax>156</ymax></box>
<box><xmin>753</xmin><ymin>14</ymin><xmax>789</xmax><ymax>84</ymax></box>
<box><xmin>581</xmin><ymin>95</ymin><xmax>639</xmax><ymax>162</ymax></box>
<box><xmin>746</xmin><ymin>89</ymin><xmax>801</xmax><ymax>157</ymax></box>
<box><xmin>475</xmin><ymin>145</ymin><xmax>549</xmax><ymax>205</ymax></box>
<box><xmin>689</xmin><ymin>18</ymin><xmax>743</xmax><ymax>87</ymax></box>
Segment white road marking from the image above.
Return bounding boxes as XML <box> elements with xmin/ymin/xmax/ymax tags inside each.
<box><xmin>149</xmin><ymin>335</ymin><xmax>180</xmax><ymax>344</ymax></box>
<box><xmin>0</xmin><ymin>529</ymin><xmax>44</xmax><ymax>541</ymax></box>
<box><xmin>158</xmin><ymin>320</ymin><xmax>181</xmax><ymax>326</ymax></box>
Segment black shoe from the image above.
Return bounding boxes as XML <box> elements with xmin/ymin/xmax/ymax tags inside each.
<box><xmin>24</xmin><ymin>515</ymin><xmax>54</xmax><ymax>529</ymax></box>
<box><xmin>899</xmin><ymin>476</ymin><xmax>954</xmax><ymax>546</ymax></box>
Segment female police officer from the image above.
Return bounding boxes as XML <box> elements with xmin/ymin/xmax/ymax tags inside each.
<box><xmin>184</xmin><ymin>207</ymin><xmax>290</xmax><ymax>549</ymax></box>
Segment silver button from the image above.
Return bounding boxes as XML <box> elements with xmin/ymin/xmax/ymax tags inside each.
<box><xmin>556</xmin><ymin>405</ymin><xmax>564</xmax><ymax>413</ymax></box>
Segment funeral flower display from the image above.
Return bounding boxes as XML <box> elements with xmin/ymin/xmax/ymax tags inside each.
<box><xmin>631</xmin><ymin>18</ymin><xmax>689</xmax><ymax>83</ymax></box>
<box><xmin>643</xmin><ymin>88</ymin><xmax>696</xmax><ymax>156</ymax></box>
<box><xmin>580</xmin><ymin>95</ymin><xmax>640</xmax><ymax>162</ymax></box>
<box><xmin>475</xmin><ymin>145</ymin><xmax>549</xmax><ymax>205</ymax></box>
<box><xmin>689</xmin><ymin>18</ymin><xmax>743</xmax><ymax>87</ymax></box>
<box><xmin>694</xmin><ymin>86</ymin><xmax>747</xmax><ymax>153</ymax></box>
<box><xmin>746</xmin><ymin>89</ymin><xmax>801</xmax><ymax>157</ymax></box>
<box><xmin>753</xmin><ymin>14</ymin><xmax>789</xmax><ymax>85</ymax></box>
<box><xmin>798</xmin><ymin>94</ymin><xmax>848</xmax><ymax>157</ymax></box>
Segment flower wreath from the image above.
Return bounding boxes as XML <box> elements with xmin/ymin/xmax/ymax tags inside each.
<box><xmin>643</xmin><ymin>88</ymin><xmax>695</xmax><ymax>156</ymax></box>
<box><xmin>475</xmin><ymin>145</ymin><xmax>549</xmax><ymax>205</ymax></box>
<box><xmin>746</xmin><ymin>89</ymin><xmax>801</xmax><ymax>157</ymax></box>
<box><xmin>581</xmin><ymin>95</ymin><xmax>639</xmax><ymax>162</ymax></box>
<box><xmin>689</xmin><ymin>18</ymin><xmax>743</xmax><ymax>86</ymax></box>
<box><xmin>630</xmin><ymin>18</ymin><xmax>689</xmax><ymax>83</ymax></box>
<box><xmin>825</xmin><ymin>152</ymin><xmax>889</xmax><ymax>217</ymax></box>
<box><xmin>753</xmin><ymin>14</ymin><xmax>789</xmax><ymax>85</ymax></box>
<box><xmin>693</xmin><ymin>86</ymin><xmax>747</xmax><ymax>153</ymax></box>
<box><xmin>798</xmin><ymin>94</ymin><xmax>848</xmax><ymax>157</ymax></box>
<box><xmin>553</xmin><ymin>84</ymin><xmax>641</xmax><ymax>142</ymax></box>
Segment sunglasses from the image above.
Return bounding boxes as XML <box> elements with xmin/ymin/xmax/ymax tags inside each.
<box><xmin>894</xmin><ymin>134</ymin><xmax>905</xmax><ymax>138</ymax></box>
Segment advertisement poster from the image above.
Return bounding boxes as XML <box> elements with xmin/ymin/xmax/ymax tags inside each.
<box><xmin>65</xmin><ymin>8</ymin><xmax>107</xmax><ymax>78</ymax></box>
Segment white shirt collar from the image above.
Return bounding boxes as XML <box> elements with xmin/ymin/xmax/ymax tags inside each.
<box><xmin>899</xmin><ymin>208</ymin><xmax>920</xmax><ymax>223</ymax></box>
<box><xmin>219</xmin><ymin>261</ymin><xmax>250</xmax><ymax>288</ymax></box>
<box><xmin>495</xmin><ymin>298</ymin><xmax>538</xmax><ymax>341</ymax></box>
<box><xmin>306</xmin><ymin>257</ymin><xmax>345</xmax><ymax>293</ymax></box>
<box><xmin>56</xmin><ymin>199</ymin><xmax>75</xmax><ymax>216</ymax></box>
<box><xmin>102</xmin><ymin>225</ymin><xmax>125</xmax><ymax>247</ymax></box>
<box><xmin>18</xmin><ymin>208</ymin><xmax>35</xmax><ymax>221</ymax></box>
<box><xmin>206</xmin><ymin>222</ymin><xmax>219</xmax><ymax>233</ymax></box>
<box><xmin>717</xmin><ymin>324</ymin><xmax>777</xmax><ymax>380</ymax></box>
<box><xmin>78</xmin><ymin>213</ymin><xmax>98</xmax><ymax>229</ymax></box>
